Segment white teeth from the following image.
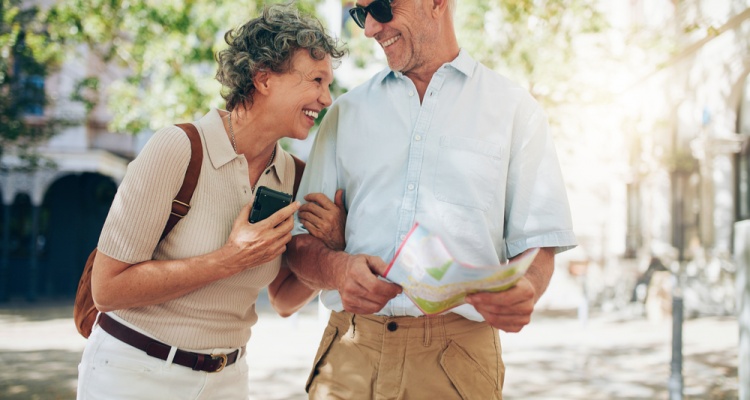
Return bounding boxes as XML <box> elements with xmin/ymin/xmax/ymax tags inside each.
<box><xmin>381</xmin><ymin>35</ymin><xmax>400</xmax><ymax>48</ymax></box>
<box><xmin>304</xmin><ymin>110</ymin><xmax>319</xmax><ymax>119</ymax></box>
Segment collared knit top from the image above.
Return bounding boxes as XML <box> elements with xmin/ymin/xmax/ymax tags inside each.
<box><xmin>98</xmin><ymin>108</ymin><xmax>297</xmax><ymax>350</ymax></box>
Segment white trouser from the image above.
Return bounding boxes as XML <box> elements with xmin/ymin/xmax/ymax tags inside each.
<box><xmin>77</xmin><ymin>324</ymin><xmax>250</xmax><ymax>399</ymax></box>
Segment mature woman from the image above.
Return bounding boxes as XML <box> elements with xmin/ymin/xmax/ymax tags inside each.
<box><xmin>77</xmin><ymin>5</ymin><xmax>346</xmax><ymax>399</ymax></box>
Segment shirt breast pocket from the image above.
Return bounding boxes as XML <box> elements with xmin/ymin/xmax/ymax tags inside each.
<box><xmin>433</xmin><ymin>135</ymin><xmax>503</xmax><ymax>211</ymax></box>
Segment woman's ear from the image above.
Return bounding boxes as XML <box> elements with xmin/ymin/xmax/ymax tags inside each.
<box><xmin>254</xmin><ymin>70</ymin><xmax>271</xmax><ymax>95</ymax></box>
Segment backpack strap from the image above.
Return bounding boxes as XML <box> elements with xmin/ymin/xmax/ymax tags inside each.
<box><xmin>75</xmin><ymin>123</ymin><xmax>204</xmax><ymax>339</ymax></box>
<box><xmin>291</xmin><ymin>154</ymin><xmax>305</xmax><ymax>200</ymax></box>
<box><xmin>161</xmin><ymin>123</ymin><xmax>203</xmax><ymax>240</ymax></box>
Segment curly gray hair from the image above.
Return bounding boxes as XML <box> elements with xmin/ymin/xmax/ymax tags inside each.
<box><xmin>215</xmin><ymin>4</ymin><xmax>346</xmax><ymax>112</ymax></box>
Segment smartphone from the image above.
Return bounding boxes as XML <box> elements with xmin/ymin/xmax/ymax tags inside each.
<box><xmin>249</xmin><ymin>186</ymin><xmax>293</xmax><ymax>223</ymax></box>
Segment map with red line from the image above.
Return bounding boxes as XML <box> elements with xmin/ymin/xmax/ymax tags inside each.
<box><xmin>384</xmin><ymin>223</ymin><xmax>540</xmax><ymax>315</ymax></box>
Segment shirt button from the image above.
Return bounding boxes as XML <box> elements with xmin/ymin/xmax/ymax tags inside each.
<box><xmin>414</xmin><ymin>135</ymin><xmax>422</xmax><ymax>141</ymax></box>
<box><xmin>387</xmin><ymin>322</ymin><xmax>398</xmax><ymax>332</ymax></box>
<box><xmin>407</xmin><ymin>184</ymin><xmax>415</xmax><ymax>190</ymax></box>
<box><xmin>399</xmin><ymin>234</ymin><xmax>406</xmax><ymax>241</ymax></box>
<box><xmin>408</xmin><ymin>91</ymin><xmax>414</xmax><ymax>97</ymax></box>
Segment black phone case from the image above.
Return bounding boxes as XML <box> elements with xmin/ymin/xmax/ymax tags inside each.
<box><xmin>249</xmin><ymin>186</ymin><xmax>292</xmax><ymax>223</ymax></box>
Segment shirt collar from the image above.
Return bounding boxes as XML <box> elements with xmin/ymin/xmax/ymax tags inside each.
<box><xmin>379</xmin><ymin>48</ymin><xmax>476</xmax><ymax>83</ymax></box>
<box><xmin>449</xmin><ymin>49</ymin><xmax>476</xmax><ymax>77</ymax></box>
<box><xmin>197</xmin><ymin>108</ymin><xmax>236</xmax><ymax>170</ymax></box>
<box><xmin>195</xmin><ymin>108</ymin><xmax>285</xmax><ymax>182</ymax></box>
<box><xmin>271</xmin><ymin>142</ymin><xmax>287</xmax><ymax>184</ymax></box>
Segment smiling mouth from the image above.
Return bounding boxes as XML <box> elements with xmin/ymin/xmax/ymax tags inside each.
<box><xmin>380</xmin><ymin>35</ymin><xmax>401</xmax><ymax>48</ymax></box>
<box><xmin>303</xmin><ymin>109</ymin><xmax>319</xmax><ymax>119</ymax></box>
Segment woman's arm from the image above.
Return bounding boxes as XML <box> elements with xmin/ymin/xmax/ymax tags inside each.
<box><xmin>266</xmin><ymin>189</ymin><xmax>346</xmax><ymax>315</ymax></box>
<box><xmin>267</xmin><ymin>258</ymin><xmax>320</xmax><ymax>317</ymax></box>
<box><xmin>92</xmin><ymin>202</ymin><xmax>299</xmax><ymax>311</ymax></box>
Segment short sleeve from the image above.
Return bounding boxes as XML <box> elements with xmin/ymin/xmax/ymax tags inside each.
<box><xmin>97</xmin><ymin>126</ymin><xmax>193</xmax><ymax>263</ymax></box>
<box><xmin>504</xmin><ymin>97</ymin><xmax>577</xmax><ymax>257</ymax></box>
<box><xmin>292</xmin><ymin>103</ymin><xmax>342</xmax><ymax>236</ymax></box>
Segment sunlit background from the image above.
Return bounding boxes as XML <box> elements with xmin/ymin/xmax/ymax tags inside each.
<box><xmin>1</xmin><ymin>0</ymin><xmax>748</xmax><ymax>399</ymax></box>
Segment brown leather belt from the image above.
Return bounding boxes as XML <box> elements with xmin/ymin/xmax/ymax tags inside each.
<box><xmin>98</xmin><ymin>313</ymin><xmax>243</xmax><ymax>373</ymax></box>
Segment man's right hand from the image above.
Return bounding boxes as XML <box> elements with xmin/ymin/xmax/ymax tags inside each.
<box><xmin>336</xmin><ymin>254</ymin><xmax>402</xmax><ymax>314</ymax></box>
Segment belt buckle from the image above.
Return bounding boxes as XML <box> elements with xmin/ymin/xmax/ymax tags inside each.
<box><xmin>209</xmin><ymin>353</ymin><xmax>227</xmax><ymax>373</ymax></box>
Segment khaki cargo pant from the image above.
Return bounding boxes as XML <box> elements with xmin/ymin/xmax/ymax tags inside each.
<box><xmin>306</xmin><ymin>311</ymin><xmax>504</xmax><ymax>400</ymax></box>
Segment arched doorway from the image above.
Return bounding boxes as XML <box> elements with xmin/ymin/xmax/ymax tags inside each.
<box><xmin>38</xmin><ymin>173</ymin><xmax>117</xmax><ymax>298</ymax></box>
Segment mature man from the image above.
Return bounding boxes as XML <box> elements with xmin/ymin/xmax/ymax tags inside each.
<box><xmin>288</xmin><ymin>0</ymin><xmax>577</xmax><ymax>398</ymax></box>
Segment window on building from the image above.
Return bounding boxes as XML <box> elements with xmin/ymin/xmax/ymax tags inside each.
<box><xmin>18</xmin><ymin>74</ymin><xmax>45</xmax><ymax>116</ymax></box>
<box><xmin>12</xmin><ymin>32</ymin><xmax>46</xmax><ymax>116</ymax></box>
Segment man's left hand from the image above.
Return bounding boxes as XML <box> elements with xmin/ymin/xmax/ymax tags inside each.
<box><xmin>464</xmin><ymin>276</ymin><xmax>537</xmax><ymax>333</ymax></box>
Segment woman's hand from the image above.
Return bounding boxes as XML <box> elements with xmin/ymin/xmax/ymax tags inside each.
<box><xmin>298</xmin><ymin>189</ymin><xmax>347</xmax><ymax>251</ymax></box>
<box><xmin>224</xmin><ymin>201</ymin><xmax>301</xmax><ymax>271</ymax></box>
<box><xmin>93</xmin><ymin>200</ymin><xmax>301</xmax><ymax>312</ymax></box>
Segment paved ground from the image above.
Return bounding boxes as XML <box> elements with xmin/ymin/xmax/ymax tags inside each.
<box><xmin>0</xmin><ymin>300</ymin><xmax>740</xmax><ymax>400</ymax></box>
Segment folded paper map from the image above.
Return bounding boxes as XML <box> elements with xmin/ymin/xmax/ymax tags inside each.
<box><xmin>383</xmin><ymin>223</ymin><xmax>540</xmax><ymax>315</ymax></box>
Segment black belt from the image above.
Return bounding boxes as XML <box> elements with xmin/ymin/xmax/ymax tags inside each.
<box><xmin>98</xmin><ymin>313</ymin><xmax>243</xmax><ymax>373</ymax></box>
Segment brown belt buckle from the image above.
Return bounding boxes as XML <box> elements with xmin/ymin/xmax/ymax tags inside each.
<box><xmin>210</xmin><ymin>353</ymin><xmax>228</xmax><ymax>373</ymax></box>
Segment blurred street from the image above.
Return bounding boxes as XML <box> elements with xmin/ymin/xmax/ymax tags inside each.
<box><xmin>0</xmin><ymin>299</ymin><xmax>739</xmax><ymax>400</ymax></box>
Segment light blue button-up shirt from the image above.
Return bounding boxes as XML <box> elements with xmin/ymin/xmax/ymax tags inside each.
<box><xmin>293</xmin><ymin>50</ymin><xmax>577</xmax><ymax>321</ymax></box>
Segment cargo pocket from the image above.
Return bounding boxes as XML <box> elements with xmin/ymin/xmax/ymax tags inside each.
<box><xmin>305</xmin><ymin>325</ymin><xmax>339</xmax><ymax>393</ymax></box>
<box><xmin>439</xmin><ymin>340</ymin><xmax>501</xmax><ymax>400</ymax></box>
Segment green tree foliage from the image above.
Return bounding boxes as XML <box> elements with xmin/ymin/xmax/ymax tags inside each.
<box><xmin>0</xmin><ymin>0</ymin><xmax>65</xmax><ymax>170</ymax></box>
<box><xmin>454</xmin><ymin>0</ymin><xmax>609</xmax><ymax>162</ymax></box>
<box><xmin>3</xmin><ymin>0</ymin><xmax>613</xmax><ymax>154</ymax></box>
<box><xmin>456</xmin><ymin>0</ymin><xmax>607</xmax><ymax>108</ymax></box>
<box><xmin>47</xmin><ymin>0</ymin><xmax>321</xmax><ymax>135</ymax></box>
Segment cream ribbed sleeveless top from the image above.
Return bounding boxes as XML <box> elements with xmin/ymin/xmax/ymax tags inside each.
<box><xmin>98</xmin><ymin>109</ymin><xmax>297</xmax><ymax>349</ymax></box>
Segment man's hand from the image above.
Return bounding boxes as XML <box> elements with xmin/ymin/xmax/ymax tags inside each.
<box><xmin>465</xmin><ymin>247</ymin><xmax>555</xmax><ymax>333</ymax></box>
<box><xmin>464</xmin><ymin>277</ymin><xmax>537</xmax><ymax>332</ymax></box>
<box><xmin>337</xmin><ymin>254</ymin><xmax>402</xmax><ymax>314</ymax></box>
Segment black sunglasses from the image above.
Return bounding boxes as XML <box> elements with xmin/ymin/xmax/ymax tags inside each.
<box><xmin>348</xmin><ymin>0</ymin><xmax>393</xmax><ymax>29</ymax></box>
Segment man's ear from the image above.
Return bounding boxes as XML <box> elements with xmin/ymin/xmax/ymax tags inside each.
<box><xmin>431</xmin><ymin>0</ymin><xmax>449</xmax><ymax>18</ymax></box>
<box><xmin>254</xmin><ymin>70</ymin><xmax>271</xmax><ymax>95</ymax></box>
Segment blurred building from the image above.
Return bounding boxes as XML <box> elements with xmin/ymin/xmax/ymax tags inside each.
<box><xmin>0</xmin><ymin>41</ymin><xmax>141</xmax><ymax>301</ymax></box>
<box><xmin>612</xmin><ymin>0</ymin><xmax>749</xmax><ymax>317</ymax></box>
<box><xmin>618</xmin><ymin>2</ymin><xmax>750</xmax><ymax>395</ymax></box>
<box><xmin>492</xmin><ymin>0</ymin><xmax>750</xmax><ymax>318</ymax></box>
